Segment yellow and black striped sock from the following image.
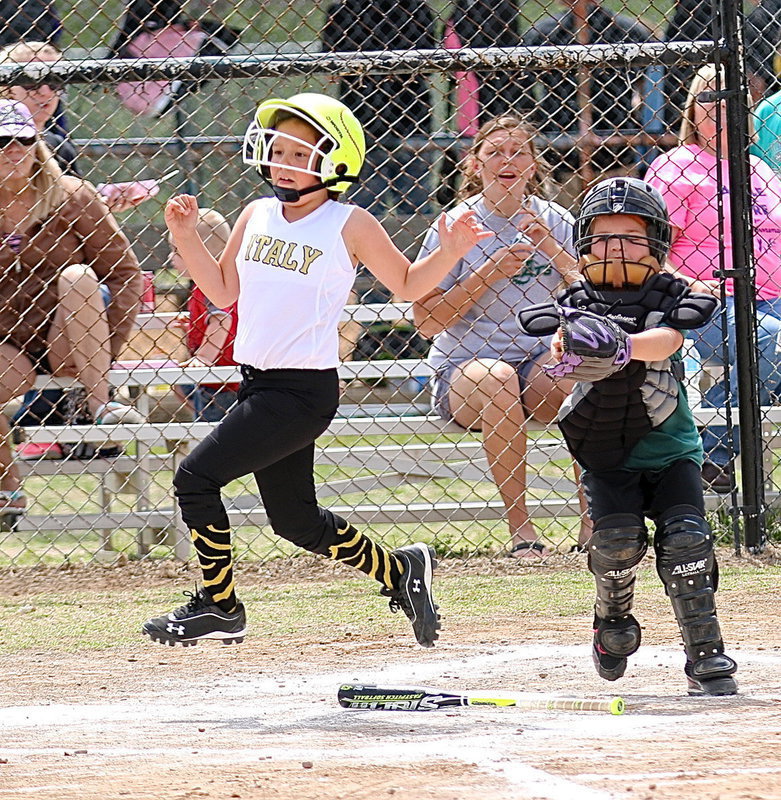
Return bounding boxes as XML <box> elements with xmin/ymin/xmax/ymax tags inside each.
<box><xmin>327</xmin><ymin>521</ymin><xmax>403</xmax><ymax>592</ymax></box>
<box><xmin>190</xmin><ymin>523</ymin><xmax>237</xmax><ymax>612</ymax></box>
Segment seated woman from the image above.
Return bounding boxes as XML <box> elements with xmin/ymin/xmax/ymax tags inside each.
<box><xmin>413</xmin><ymin>114</ymin><xmax>590</xmax><ymax>558</ymax></box>
<box><xmin>0</xmin><ymin>99</ymin><xmax>143</xmax><ymax>517</ymax></box>
<box><xmin>1</xmin><ymin>40</ymin><xmax>162</xmax><ymax>460</ymax></box>
<box><xmin>646</xmin><ymin>64</ymin><xmax>781</xmax><ymax>491</ymax></box>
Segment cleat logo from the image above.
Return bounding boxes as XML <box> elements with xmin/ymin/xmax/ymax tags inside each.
<box><xmin>671</xmin><ymin>559</ymin><xmax>707</xmax><ymax>576</ymax></box>
<box><xmin>166</xmin><ymin>623</ymin><xmax>185</xmax><ymax>635</ymax></box>
<box><xmin>412</xmin><ymin>578</ymin><xmax>421</xmax><ymax>593</ymax></box>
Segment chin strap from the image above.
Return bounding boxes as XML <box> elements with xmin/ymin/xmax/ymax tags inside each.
<box><xmin>270</xmin><ymin>181</ymin><xmax>329</xmax><ymax>202</ymax></box>
<box><xmin>267</xmin><ymin>172</ymin><xmax>359</xmax><ymax>203</ymax></box>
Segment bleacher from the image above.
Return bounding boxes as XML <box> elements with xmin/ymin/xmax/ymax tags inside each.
<box><xmin>9</xmin><ymin>301</ymin><xmax>770</xmax><ymax>561</ymax></box>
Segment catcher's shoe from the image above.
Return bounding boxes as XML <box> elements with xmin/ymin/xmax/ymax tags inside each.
<box><xmin>142</xmin><ymin>587</ymin><xmax>246</xmax><ymax>646</ymax></box>
<box><xmin>592</xmin><ymin>615</ymin><xmax>641</xmax><ymax>681</ymax></box>
<box><xmin>382</xmin><ymin>543</ymin><xmax>440</xmax><ymax>648</ymax></box>
<box><xmin>685</xmin><ymin>657</ymin><xmax>738</xmax><ymax>696</ymax></box>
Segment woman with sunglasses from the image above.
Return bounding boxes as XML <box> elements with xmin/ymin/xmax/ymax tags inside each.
<box><xmin>413</xmin><ymin>114</ymin><xmax>591</xmax><ymax>558</ymax></box>
<box><xmin>0</xmin><ymin>99</ymin><xmax>143</xmax><ymax>520</ymax></box>
<box><xmin>646</xmin><ymin>64</ymin><xmax>781</xmax><ymax>492</ymax></box>
<box><xmin>1</xmin><ymin>40</ymin><xmax>166</xmax><ymax>463</ymax></box>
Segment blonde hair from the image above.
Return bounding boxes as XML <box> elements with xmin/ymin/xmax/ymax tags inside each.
<box><xmin>678</xmin><ymin>63</ymin><xmax>755</xmax><ymax>146</ymax></box>
<box><xmin>28</xmin><ymin>140</ymin><xmax>66</xmax><ymax>222</ymax></box>
<box><xmin>0</xmin><ymin>135</ymin><xmax>66</xmax><ymax>228</ymax></box>
<box><xmin>0</xmin><ymin>41</ymin><xmax>61</xmax><ymax>99</ymax></box>
<box><xmin>196</xmin><ymin>208</ymin><xmax>231</xmax><ymax>259</ymax></box>
<box><xmin>458</xmin><ymin>114</ymin><xmax>551</xmax><ymax>202</ymax></box>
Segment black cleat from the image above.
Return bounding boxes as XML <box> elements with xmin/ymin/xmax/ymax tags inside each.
<box><xmin>382</xmin><ymin>543</ymin><xmax>441</xmax><ymax>648</ymax></box>
<box><xmin>685</xmin><ymin>656</ymin><xmax>738</xmax><ymax>696</ymax></box>
<box><xmin>592</xmin><ymin>615</ymin><xmax>641</xmax><ymax>682</ymax></box>
<box><xmin>142</xmin><ymin>587</ymin><xmax>246</xmax><ymax>646</ymax></box>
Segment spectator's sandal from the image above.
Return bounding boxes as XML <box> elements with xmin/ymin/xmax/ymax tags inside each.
<box><xmin>0</xmin><ymin>489</ymin><xmax>25</xmax><ymax>531</ymax></box>
<box><xmin>509</xmin><ymin>541</ymin><xmax>549</xmax><ymax>559</ymax></box>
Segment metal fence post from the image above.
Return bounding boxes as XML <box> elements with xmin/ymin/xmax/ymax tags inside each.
<box><xmin>720</xmin><ymin>0</ymin><xmax>766</xmax><ymax>551</ymax></box>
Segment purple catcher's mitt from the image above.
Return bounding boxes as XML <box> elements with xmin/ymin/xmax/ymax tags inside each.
<box><xmin>544</xmin><ymin>306</ymin><xmax>632</xmax><ymax>382</ymax></box>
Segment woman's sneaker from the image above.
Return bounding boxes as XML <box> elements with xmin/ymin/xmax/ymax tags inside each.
<box><xmin>142</xmin><ymin>587</ymin><xmax>246</xmax><ymax>646</ymax></box>
<box><xmin>95</xmin><ymin>401</ymin><xmax>144</xmax><ymax>425</ymax></box>
<box><xmin>381</xmin><ymin>543</ymin><xmax>441</xmax><ymax>648</ymax></box>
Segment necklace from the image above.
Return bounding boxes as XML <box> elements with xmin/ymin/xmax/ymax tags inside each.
<box><xmin>1</xmin><ymin>231</ymin><xmax>24</xmax><ymax>273</ymax></box>
<box><xmin>1</xmin><ymin>232</ymin><xmax>24</xmax><ymax>254</ymax></box>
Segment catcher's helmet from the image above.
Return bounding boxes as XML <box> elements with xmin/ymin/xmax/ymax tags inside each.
<box><xmin>574</xmin><ymin>177</ymin><xmax>672</xmax><ymax>265</ymax></box>
<box><xmin>242</xmin><ymin>92</ymin><xmax>365</xmax><ymax>199</ymax></box>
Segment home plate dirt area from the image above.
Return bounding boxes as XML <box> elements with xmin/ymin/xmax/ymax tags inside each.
<box><xmin>1</xmin><ymin>560</ymin><xmax>781</xmax><ymax>800</ymax></box>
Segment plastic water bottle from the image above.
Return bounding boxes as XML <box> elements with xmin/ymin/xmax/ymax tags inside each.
<box><xmin>139</xmin><ymin>270</ymin><xmax>156</xmax><ymax>313</ymax></box>
<box><xmin>682</xmin><ymin>337</ymin><xmax>702</xmax><ymax>409</ymax></box>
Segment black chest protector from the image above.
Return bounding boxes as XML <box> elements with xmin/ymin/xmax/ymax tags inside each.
<box><xmin>544</xmin><ymin>273</ymin><xmax>716</xmax><ymax>472</ymax></box>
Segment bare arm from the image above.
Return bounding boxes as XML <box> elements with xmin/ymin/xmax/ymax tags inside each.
<box><xmin>629</xmin><ymin>327</ymin><xmax>684</xmax><ymax>361</ymax></box>
<box><xmin>343</xmin><ymin>207</ymin><xmax>492</xmax><ymax>302</ymax></box>
<box><xmin>185</xmin><ymin>313</ymin><xmax>232</xmax><ymax>366</ymax></box>
<box><xmin>412</xmin><ymin>244</ymin><xmax>529</xmax><ymax>338</ymax></box>
<box><xmin>165</xmin><ymin>194</ymin><xmax>248</xmax><ymax>308</ymax></box>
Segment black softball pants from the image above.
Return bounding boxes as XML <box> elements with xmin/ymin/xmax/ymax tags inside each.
<box><xmin>173</xmin><ymin>366</ymin><xmax>341</xmax><ymax>555</ymax></box>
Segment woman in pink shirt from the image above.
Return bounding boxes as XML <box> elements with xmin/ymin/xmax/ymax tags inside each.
<box><xmin>646</xmin><ymin>64</ymin><xmax>781</xmax><ymax>491</ymax></box>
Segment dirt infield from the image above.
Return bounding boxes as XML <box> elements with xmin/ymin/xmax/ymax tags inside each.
<box><xmin>2</xmin><ymin>558</ymin><xmax>781</xmax><ymax>800</ymax></box>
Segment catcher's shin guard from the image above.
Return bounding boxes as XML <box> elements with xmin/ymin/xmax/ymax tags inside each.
<box><xmin>588</xmin><ymin>514</ymin><xmax>648</xmax><ymax>680</ymax></box>
<box><xmin>654</xmin><ymin>505</ymin><xmax>737</xmax><ymax>695</ymax></box>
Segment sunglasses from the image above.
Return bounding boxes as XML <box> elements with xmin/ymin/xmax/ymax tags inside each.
<box><xmin>0</xmin><ymin>136</ymin><xmax>36</xmax><ymax>148</ymax></box>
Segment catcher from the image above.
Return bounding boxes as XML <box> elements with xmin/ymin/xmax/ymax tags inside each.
<box><xmin>518</xmin><ymin>177</ymin><xmax>738</xmax><ymax>696</ymax></box>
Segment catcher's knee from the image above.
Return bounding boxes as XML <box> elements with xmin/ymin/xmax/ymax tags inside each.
<box><xmin>588</xmin><ymin>514</ymin><xmax>648</xmax><ymax>578</ymax></box>
<box><xmin>654</xmin><ymin>505</ymin><xmax>714</xmax><ymax>590</ymax></box>
<box><xmin>588</xmin><ymin>514</ymin><xmax>648</xmax><ymax>618</ymax></box>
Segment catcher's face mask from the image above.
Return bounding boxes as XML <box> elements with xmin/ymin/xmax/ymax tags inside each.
<box><xmin>579</xmin><ymin>214</ymin><xmax>661</xmax><ymax>289</ymax></box>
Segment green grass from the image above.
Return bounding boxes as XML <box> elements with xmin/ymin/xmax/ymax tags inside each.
<box><xmin>0</xmin><ymin>571</ymin><xmax>592</xmax><ymax>653</ymax></box>
<box><xmin>0</xmin><ymin>561</ymin><xmax>776</xmax><ymax>655</ymax></box>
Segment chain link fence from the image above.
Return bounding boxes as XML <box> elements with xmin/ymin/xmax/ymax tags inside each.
<box><xmin>0</xmin><ymin>0</ymin><xmax>774</xmax><ymax>567</ymax></box>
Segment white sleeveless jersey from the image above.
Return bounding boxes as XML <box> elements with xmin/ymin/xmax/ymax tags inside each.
<box><xmin>233</xmin><ymin>198</ymin><xmax>357</xmax><ymax>370</ymax></box>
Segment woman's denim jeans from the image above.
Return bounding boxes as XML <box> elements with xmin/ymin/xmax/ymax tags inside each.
<box><xmin>692</xmin><ymin>295</ymin><xmax>781</xmax><ymax>466</ymax></box>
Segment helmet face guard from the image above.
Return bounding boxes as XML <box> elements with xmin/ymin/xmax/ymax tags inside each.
<box><xmin>579</xmin><ymin>252</ymin><xmax>661</xmax><ymax>290</ymax></box>
<box><xmin>574</xmin><ymin>178</ymin><xmax>672</xmax><ymax>287</ymax></box>
<box><xmin>242</xmin><ymin>120</ymin><xmax>341</xmax><ymax>200</ymax></box>
<box><xmin>242</xmin><ymin>93</ymin><xmax>365</xmax><ymax>200</ymax></box>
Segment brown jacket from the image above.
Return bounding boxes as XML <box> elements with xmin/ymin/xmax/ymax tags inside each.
<box><xmin>0</xmin><ymin>176</ymin><xmax>142</xmax><ymax>359</ymax></box>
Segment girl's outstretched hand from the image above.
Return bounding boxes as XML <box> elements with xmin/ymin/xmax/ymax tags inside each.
<box><xmin>164</xmin><ymin>194</ymin><xmax>199</xmax><ymax>238</ymax></box>
<box><xmin>437</xmin><ymin>210</ymin><xmax>493</xmax><ymax>259</ymax></box>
